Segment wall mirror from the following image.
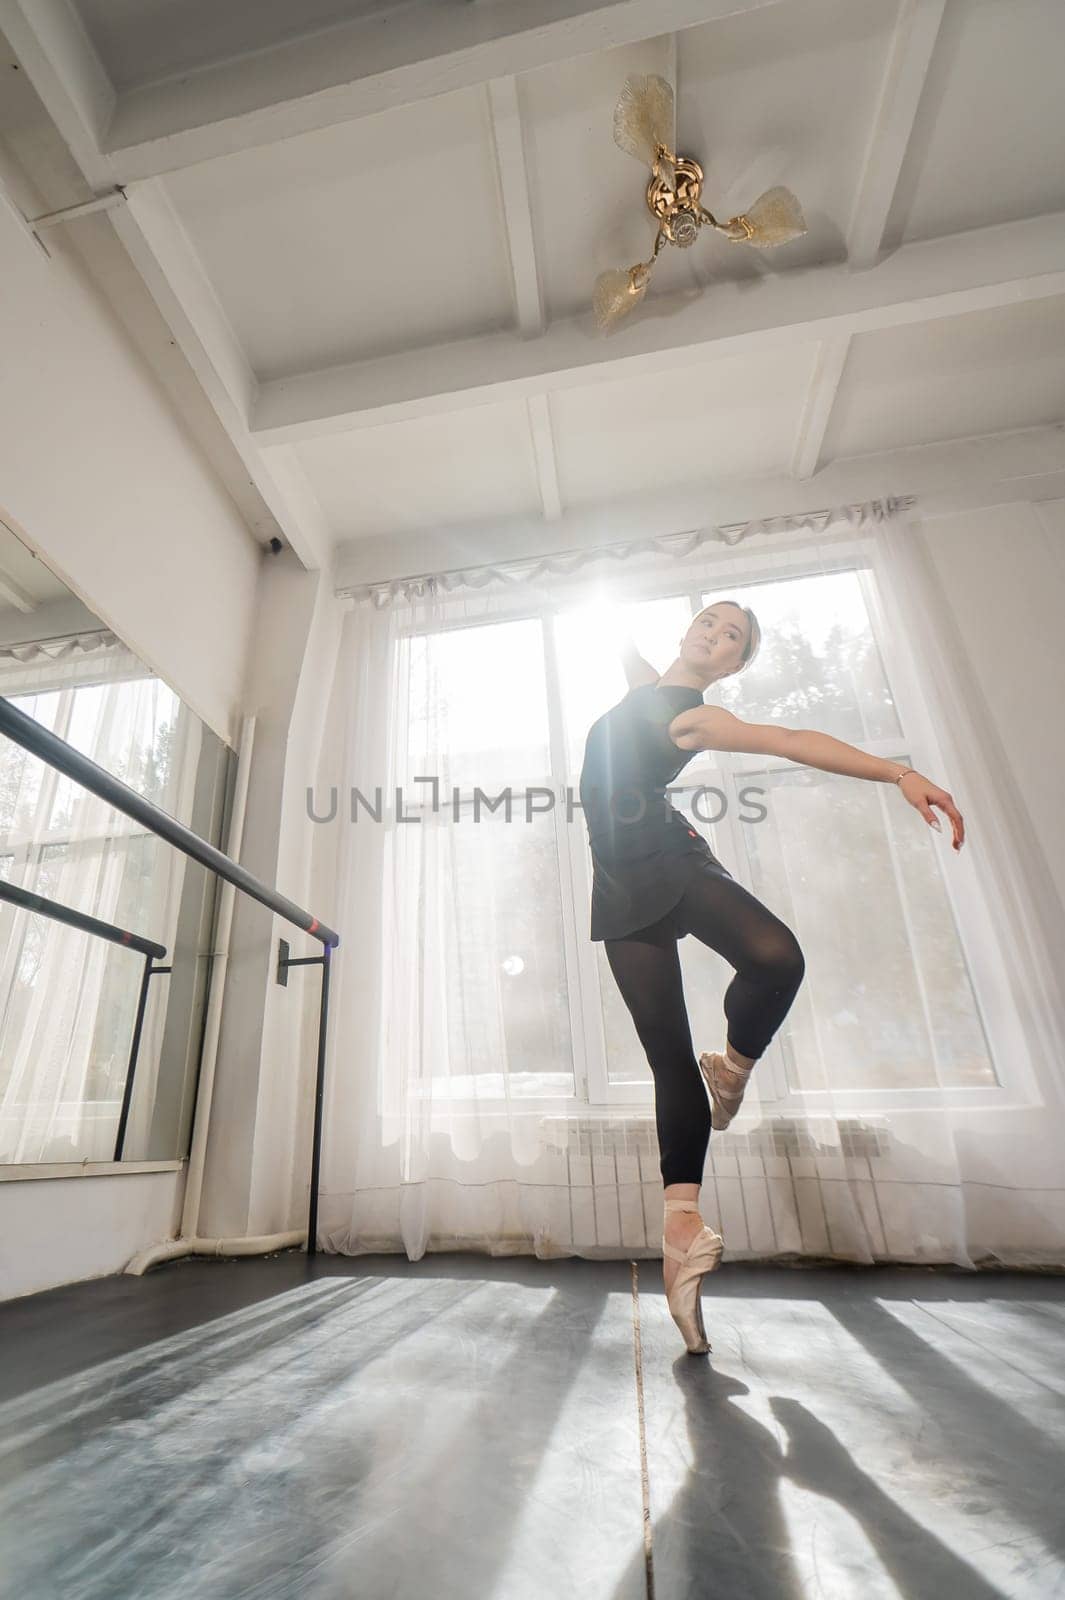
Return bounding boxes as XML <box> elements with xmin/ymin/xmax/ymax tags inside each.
<box><xmin>0</xmin><ymin>514</ymin><xmax>235</xmax><ymax>1168</ymax></box>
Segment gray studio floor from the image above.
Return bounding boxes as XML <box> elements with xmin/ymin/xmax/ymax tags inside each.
<box><xmin>1</xmin><ymin>1252</ymin><xmax>1063</xmax><ymax>1600</ymax></box>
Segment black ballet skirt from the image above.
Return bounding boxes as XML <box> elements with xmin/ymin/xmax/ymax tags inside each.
<box><xmin>578</xmin><ymin>682</ymin><xmax>728</xmax><ymax>941</ymax></box>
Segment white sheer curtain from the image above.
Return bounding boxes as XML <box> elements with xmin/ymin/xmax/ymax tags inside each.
<box><xmin>0</xmin><ymin>631</ymin><xmax>200</xmax><ymax>1163</ymax></box>
<box><xmin>312</xmin><ymin>500</ymin><xmax>1065</xmax><ymax>1267</ymax></box>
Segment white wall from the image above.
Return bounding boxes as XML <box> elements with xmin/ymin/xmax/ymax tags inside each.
<box><xmin>197</xmin><ymin>549</ymin><xmax>347</xmax><ymax>1241</ymax></box>
<box><xmin>0</xmin><ymin>1170</ymin><xmax>184</xmax><ymax>1302</ymax></box>
<box><xmin>0</xmin><ymin>152</ymin><xmax>263</xmax><ymax>1300</ymax></box>
<box><xmin>0</xmin><ymin>192</ymin><xmax>260</xmax><ymax>749</ymax></box>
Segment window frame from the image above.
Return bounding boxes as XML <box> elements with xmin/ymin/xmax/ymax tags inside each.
<box><xmin>389</xmin><ymin>536</ymin><xmax>1036</xmax><ymax>1119</ymax></box>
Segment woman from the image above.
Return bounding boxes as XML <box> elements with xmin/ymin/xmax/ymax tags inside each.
<box><xmin>578</xmin><ymin>599</ymin><xmax>965</xmax><ymax>1354</ymax></box>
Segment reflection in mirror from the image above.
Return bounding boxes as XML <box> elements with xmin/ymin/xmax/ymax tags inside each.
<box><xmin>0</xmin><ymin>516</ymin><xmax>234</xmax><ymax>1166</ymax></box>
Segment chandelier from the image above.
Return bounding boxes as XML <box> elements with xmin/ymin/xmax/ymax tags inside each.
<box><xmin>593</xmin><ymin>74</ymin><xmax>808</xmax><ymax>332</ymax></box>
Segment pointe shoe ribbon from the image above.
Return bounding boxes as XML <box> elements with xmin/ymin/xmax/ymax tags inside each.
<box><xmin>662</xmin><ymin>1197</ymin><xmax>724</xmax><ymax>1354</ymax></box>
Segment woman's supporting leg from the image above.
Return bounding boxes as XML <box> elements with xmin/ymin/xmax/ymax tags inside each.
<box><xmin>604</xmin><ymin>921</ymin><xmax>713</xmax><ymax>1292</ymax></box>
<box><xmin>658</xmin><ymin>1180</ymin><xmax>705</xmax><ymax>1297</ymax></box>
<box><xmin>674</xmin><ymin>862</ymin><xmax>806</xmax><ymax>1062</ymax></box>
<box><xmin>603</xmin><ymin>915</ymin><xmax>710</xmax><ymax>1189</ymax></box>
<box><xmin>601</xmin><ymin>874</ymin><xmax>804</xmax><ymax>1285</ymax></box>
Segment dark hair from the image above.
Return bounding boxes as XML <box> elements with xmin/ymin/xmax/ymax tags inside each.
<box><xmin>698</xmin><ymin>599</ymin><xmax>761</xmax><ymax>671</ymax></box>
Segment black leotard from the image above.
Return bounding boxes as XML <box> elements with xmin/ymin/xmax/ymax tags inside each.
<box><xmin>578</xmin><ymin>682</ymin><xmax>726</xmax><ymax>940</ymax></box>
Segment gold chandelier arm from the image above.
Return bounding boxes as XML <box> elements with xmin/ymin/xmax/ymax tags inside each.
<box><xmin>652</xmin><ymin>143</ymin><xmax>678</xmax><ymax>185</ymax></box>
<box><xmin>633</xmin><ymin>225</ymin><xmax>669</xmax><ymax>283</ymax></box>
<box><xmin>632</xmin><ymin>224</ymin><xmax>668</xmax><ymax>277</ymax></box>
<box><xmin>698</xmin><ymin>205</ymin><xmax>751</xmax><ymax>241</ymax></box>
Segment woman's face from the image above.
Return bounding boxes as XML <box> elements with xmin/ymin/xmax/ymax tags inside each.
<box><xmin>680</xmin><ymin>602</ymin><xmax>750</xmax><ymax>682</ymax></box>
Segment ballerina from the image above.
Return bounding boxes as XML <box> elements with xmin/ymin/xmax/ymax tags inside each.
<box><xmin>577</xmin><ymin>600</ymin><xmax>965</xmax><ymax>1353</ymax></box>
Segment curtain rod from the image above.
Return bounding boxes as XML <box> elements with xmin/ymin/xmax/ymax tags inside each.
<box><xmin>334</xmin><ymin>495</ymin><xmax>916</xmax><ymax>604</ymax></box>
<box><xmin>0</xmin><ymin>625</ymin><xmax>116</xmax><ymax>648</ymax></box>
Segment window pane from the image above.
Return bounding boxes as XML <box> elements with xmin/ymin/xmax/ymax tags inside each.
<box><xmin>405</xmin><ymin>619</ymin><xmax>550</xmax><ymax>793</ymax></box>
<box><xmin>411</xmin><ymin>807</ymin><xmax>574</xmax><ymax>1097</ymax></box>
<box><xmin>86</xmin><ymin>830</ymin><xmax>162</xmax><ymax>1103</ymax></box>
<box><xmin>740</xmin><ymin>764</ymin><xmax>995</xmax><ymax>1090</ymax></box>
<box><xmin>706</xmin><ymin>570</ymin><xmax>902</xmax><ymax>742</ymax></box>
<box><xmin>0</xmin><ymin>692</ymin><xmax>60</xmax><ymax>836</ymax></box>
<box><xmin>48</xmin><ymin>679</ymin><xmax>179</xmax><ymax>829</ymax></box>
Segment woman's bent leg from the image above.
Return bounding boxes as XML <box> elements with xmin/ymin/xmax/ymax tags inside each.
<box><xmin>674</xmin><ymin>863</ymin><xmax>806</xmax><ymax>1061</ymax></box>
<box><xmin>603</xmin><ymin>915</ymin><xmax>710</xmax><ymax>1187</ymax></box>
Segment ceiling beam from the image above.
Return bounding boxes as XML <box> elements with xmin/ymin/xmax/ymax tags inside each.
<box><xmin>110</xmin><ymin>184</ymin><xmax>329</xmax><ymax>569</ymax></box>
<box><xmin>115</xmin><ymin>182</ymin><xmax>257</xmax><ymax>418</ymax></box>
<box><xmin>252</xmin><ymin>210</ymin><xmax>1065</xmax><ymax>443</ymax></box>
<box><xmin>526</xmin><ymin>395</ymin><xmax>564</xmax><ymax>522</ymax></box>
<box><xmin>0</xmin><ymin>571</ymin><xmax>36</xmax><ymax>613</ymax></box>
<box><xmin>786</xmin><ymin>0</ymin><xmax>946</xmax><ymax>479</ymax></box>
<box><xmin>484</xmin><ymin>76</ymin><xmax>566</xmax><ymax>521</ymax></box>
<box><xmin>846</xmin><ymin>0</ymin><xmax>948</xmax><ymax>268</ymax></box>
<box><xmin>486</xmin><ymin>77</ymin><xmax>544</xmax><ymax>340</ymax></box>
<box><xmin>790</xmin><ymin>335</ymin><xmax>851</xmax><ymax>480</ymax></box>
<box><xmin>96</xmin><ymin>0</ymin><xmax>784</xmax><ymax>181</ymax></box>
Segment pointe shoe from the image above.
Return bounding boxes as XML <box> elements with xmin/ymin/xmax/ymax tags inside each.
<box><xmin>662</xmin><ymin>1198</ymin><xmax>724</xmax><ymax>1354</ymax></box>
<box><xmin>699</xmin><ymin>1049</ymin><xmax>753</xmax><ymax>1131</ymax></box>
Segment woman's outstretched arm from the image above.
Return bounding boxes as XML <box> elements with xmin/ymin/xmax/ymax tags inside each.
<box><xmin>668</xmin><ymin>705</ymin><xmax>965</xmax><ymax>851</ymax></box>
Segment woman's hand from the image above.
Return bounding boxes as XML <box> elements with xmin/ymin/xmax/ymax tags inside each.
<box><xmin>899</xmin><ymin>771</ymin><xmax>965</xmax><ymax>851</ymax></box>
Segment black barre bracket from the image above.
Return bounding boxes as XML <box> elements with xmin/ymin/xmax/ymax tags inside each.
<box><xmin>276</xmin><ymin>936</ymin><xmax>326</xmax><ymax>986</ymax></box>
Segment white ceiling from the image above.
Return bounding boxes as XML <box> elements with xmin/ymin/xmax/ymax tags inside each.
<box><xmin>3</xmin><ymin>0</ymin><xmax>1064</xmax><ymax>581</ymax></box>
<box><xmin>548</xmin><ymin>344</ymin><xmax>821</xmax><ymax>507</ymax></box>
<box><xmin>822</xmin><ymin>296</ymin><xmax>1065</xmax><ymax>459</ymax></box>
<box><xmin>294</xmin><ymin>401</ymin><xmax>545</xmax><ymax>538</ymax></box>
<box><xmin>887</xmin><ymin>0</ymin><xmax>1065</xmax><ymax>243</ymax></box>
<box><xmin>164</xmin><ymin>86</ymin><xmax>516</xmax><ymax>378</ymax></box>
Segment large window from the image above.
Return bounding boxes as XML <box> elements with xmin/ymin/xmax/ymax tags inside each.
<box><xmin>395</xmin><ymin>548</ymin><xmax>999</xmax><ymax>1113</ymax></box>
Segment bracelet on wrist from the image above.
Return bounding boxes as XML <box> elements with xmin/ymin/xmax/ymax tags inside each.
<box><xmin>894</xmin><ymin>767</ymin><xmax>916</xmax><ymax>785</ymax></box>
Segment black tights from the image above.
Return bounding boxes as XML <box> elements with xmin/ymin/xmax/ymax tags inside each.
<box><xmin>604</xmin><ymin>860</ymin><xmax>805</xmax><ymax>1187</ymax></box>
